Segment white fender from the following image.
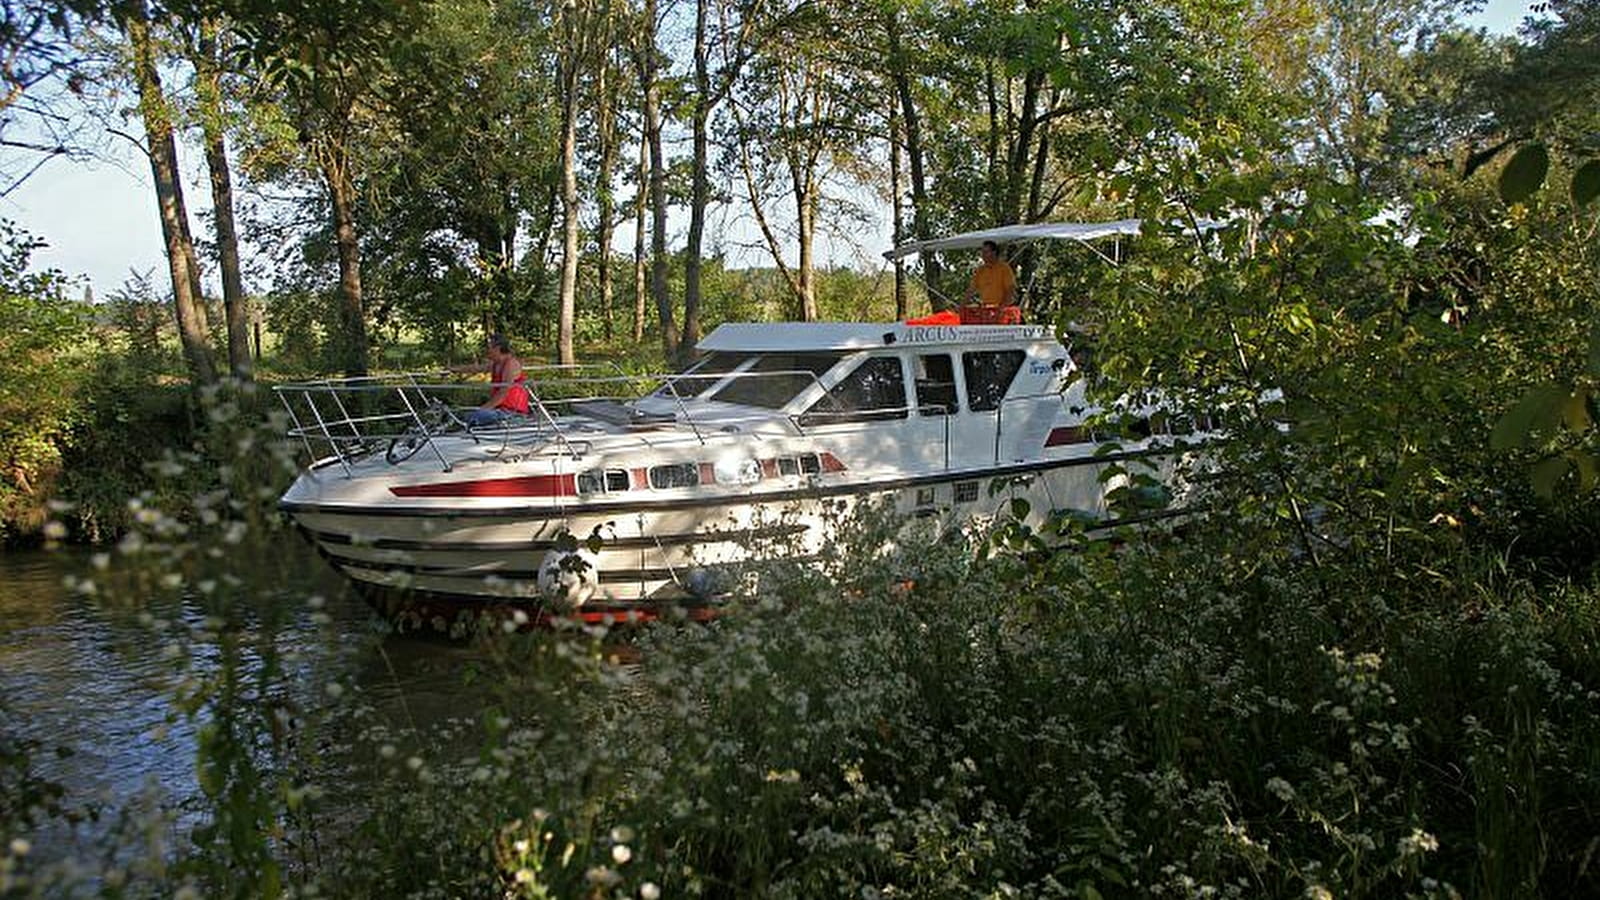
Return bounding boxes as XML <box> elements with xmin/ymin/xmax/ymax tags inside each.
<box><xmin>536</xmin><ymin>547</ymin><xmax>600</xmax><ymax>609</ymax></box>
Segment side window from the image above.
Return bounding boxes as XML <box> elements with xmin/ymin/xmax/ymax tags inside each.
<box><xmin>962</xmin><ymin>350</ymin><xmax>1025</xmax><ymax>412</ymax></box>
<box><xmin>913</xmin><ymin>353</ymin><xmax>957</xmax><ymax>416</ymax></box>
<box><xmin>648</xmin><ymin>463</ymin><xmax>700</xmax><ymax>489</ymax></box>
<box><xmin>798</xmin><ymin>357</ymin><xmax>907</xmax><ymax>426</ymax></box>
<box><xmin>577</xmin><ymin>469</ymin><xmax>631</xmax><ymax>494</ymax></box>
<box><xmin>708</xmin><ymin>353</ymin><xmax>841</xmax><ymax>409</ymax></box>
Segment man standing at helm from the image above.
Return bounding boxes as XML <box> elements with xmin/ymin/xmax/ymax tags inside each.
<box><xmin>964</xmin><ymin>239</ymin><xmax>1017</xmax><ymax>307</ymax></box>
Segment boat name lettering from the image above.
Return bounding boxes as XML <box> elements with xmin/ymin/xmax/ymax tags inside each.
<box><xmin>899</xmin><ymin>325</ymin><xmax>1045</xmax><ymax>344</ymax></box>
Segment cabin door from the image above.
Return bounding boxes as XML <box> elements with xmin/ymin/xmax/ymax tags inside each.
<box><xmin>946</xmin><ymin>348</ymin><xmax>1028</xmax><ymax>471</ymax></box>
<box><xmin>908</xmin><ymin>352</ymin><xmax>960</xmax><ymax>472</ymax></box>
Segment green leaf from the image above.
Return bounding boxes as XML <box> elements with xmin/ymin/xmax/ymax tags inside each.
<box><xmin>1499</xmin><ymin>143</ymin><xmax>1550</xmax><ymax>204</ymax></box>
<box><xmin>1573</xmin><ymin>160</ymin><xmax>1600</xmax><ymax>207</ymax></box>
<box><xmin>1571</xmin><ymin>451</ymin><xmax>1598</xmax><ymax>493</ymax></box>
<box><xmin>1491</xmin><ymin>384</ymin><xmax>1566</xmax><ymax>450</ymax></box>
<box><xmin>1589</xmin><ymin>322</ymin><xmax>1600</xmax><ymax>377</ymax></box>
<box><xmin>1561</xmin><ymin>388</ymin><xmax>1592</xmax><ymax>433</ymax></box>
<box><xmin>1530</xmin><ymin>456</ymin><xmax>1569</xmax><ymax>499</ymax></box>
<box><xmin>1010</xmin><ymin>497</ymin><xmax>1031</xmax><ymax>519</ymax></box>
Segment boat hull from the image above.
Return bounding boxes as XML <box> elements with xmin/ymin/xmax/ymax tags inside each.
<box><xmin>283</xmin><ymin>451</ymin><xmax>1141</xmax><ymax>619</ymax></box>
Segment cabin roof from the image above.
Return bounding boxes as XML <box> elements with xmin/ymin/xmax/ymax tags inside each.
<box><xmin>698</xmin><ymin>321</ymin><xmax>1055</xmax><ymax>353</ymax></box>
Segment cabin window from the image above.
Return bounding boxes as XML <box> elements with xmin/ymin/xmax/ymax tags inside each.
<box><xmin>577</xmin><ymin>469</ymin><xmax>631</xmax><ymax>494</ymax></box>
<box><xmin>772</xmin><ymin>454</ymin><xmax>821</xmax><ymax>477</ymax></box>
<box><xmin>648</xmin><ymin>463</ymin><xmax>701</xmax><ymax>489</ymax></box>
<box><xmin>707</xmin><ymin>353</ymin><xmax>842</xmax><ymax>409</ymax></box>
<box><xmin>954</xmin><ymin>481</ymin><xmax>979</xmax><ymax>503</ymax></box>
<box><xmin>798</xmin><ymin>356</ymin><xmax>908</xmax><ymax>426</ymax></box>
<box><xmin>653</xmin><ymin>352</ymin><xmax>750</xmax><ymax>399</ymax></box>
<box><xmin>962</xmin><ymin>350</ymin><xmax>1026</xmax><ymax>412</ymax></box>
<box><xmin>913</xmin><ymin>353</ymin><xmax>958</xmax><ymax>416</ymax></box>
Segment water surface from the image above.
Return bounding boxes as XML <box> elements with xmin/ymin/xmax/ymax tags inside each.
<box><xmin>0</xmin><ymin>543</ymin><xmax>487</xmax><ymax>862</ymax></box>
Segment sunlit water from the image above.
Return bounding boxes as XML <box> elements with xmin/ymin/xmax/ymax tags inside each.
<box><xmin>0</xmin><ymin>543</ymin><xmax>488</xmax><ymax>864</ymax></box>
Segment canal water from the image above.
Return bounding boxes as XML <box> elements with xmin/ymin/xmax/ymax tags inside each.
<box><xmin>0</xmin><ymin>541</ymin><xmax>491</xmax><ymax>866</ymax></box>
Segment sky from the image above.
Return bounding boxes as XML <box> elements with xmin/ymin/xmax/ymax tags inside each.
<box><xmin>0</xmin><ymin>0</ymin><xmax>1540</xmax><ymax>301</ymax></box>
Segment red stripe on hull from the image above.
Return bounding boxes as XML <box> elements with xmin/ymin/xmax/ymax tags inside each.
<box><xmin>391</xmin><ymin>474</ymin><xmax>578</xmax><ymax>498</ymax></box>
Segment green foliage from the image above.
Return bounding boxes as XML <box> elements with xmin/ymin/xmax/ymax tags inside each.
<box><xmin>0</xmin><ymin>221</ymin><xmax>88</xmax><ymax>540</ymax></box>
<box><xmin>1573</xmin><ymin>160</ymin><xmax>1600</xmax><ymax>207</ymax></box>
<box><xmin>1499</xmin><ymin>142</ymin><xmax>1551</xmax><ymax>203</ymax></box>
<box><xmin>15</xmin><ymin>455</ymin><xmax>1598</xmax><ymax>897</ymax></box>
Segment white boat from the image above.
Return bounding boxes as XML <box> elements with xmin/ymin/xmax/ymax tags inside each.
<box><xmin>276</xmin><ymin>222</ymin><xmax>1202</xmax><ymax>625</ymax></box>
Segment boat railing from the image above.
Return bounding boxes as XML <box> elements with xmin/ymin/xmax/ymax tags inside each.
<box><xmin>274</xmin><ymin>367</ymin><xmax>832</xmax><ymax>476</ymax></box>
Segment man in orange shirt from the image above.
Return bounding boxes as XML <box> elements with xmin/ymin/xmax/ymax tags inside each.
<box><xmin>964</xmin><ymin>240</ymin><xmax>1017</xmax><ymax>307</ymax></box>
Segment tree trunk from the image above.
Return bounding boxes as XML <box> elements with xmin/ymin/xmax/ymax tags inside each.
<box><xmin>127</xmin><ymin>12</ymin><xmax>216</xmax><ymax>385</ymax></box>
<box><xmin>595</xmin><ymin>53</ymin><xmax>617</xmax><ymax>344</ymax></box>
<box><xmin>320</xmin><ymin>139</ymin><xmax>367</xmax><ymax>377</ymax></box>
<box><xmin>683</xmin><ymin>0</ymin><xmax>712</xmax><ymax>362</ymax></box>
<box><xmin>889</xmin><ymin>82</ymin><xmax>906</xmax><ymax>320</ymax></box>
<box><xmin>632</xmin><ymin>132</ymin><xmax>647</xmax><ymax>344</ymax></box>
<box><xmin>635</xmin><ymin>0</ymin><xmax>677</xmax><ymax>362</ymax></box>
<box><xmin>887</xmin><ymin>14</ymin><xmax>939</xmax><ymax>303</ymax></box>
<box><xmin>194</xmin><ymin>21</ymin><xmax>250</xmax><ymax>380</ymax></box>
<box><xmin>1005</xmin><ymin>68</ymin><xmax>1044</xmax><ymax>225</ymax></box>
<box><xmin>796</xmin><ymin>193</ymin><xmax>816</xmax><ymax>320</ymax></box>
<box><xmin>557</xmin><ymin>49</ymin><xmax>580</xmax><ymax>365</ymax></box>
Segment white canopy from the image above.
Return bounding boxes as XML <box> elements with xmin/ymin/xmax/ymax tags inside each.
<box><xmin>883</xmin><ymin>219</ymin><xmax>1146</xmax><ymax>261</ymax></box>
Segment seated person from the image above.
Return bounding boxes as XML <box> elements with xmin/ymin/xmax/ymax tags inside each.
<box><xmin>450</xmin><ymin>333</ymin><xmax>531</xmax><ymax>426</ymax></box>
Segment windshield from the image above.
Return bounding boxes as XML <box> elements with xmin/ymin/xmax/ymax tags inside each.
<box><xmin>650</xmin><ymin>352</ymin><xmax>751</xmax><ymax>399</ymax></box>
<box><xmin>706</xmin><ymin>353</ymin><xmax>843</xmax><ymax>409</ymax></box>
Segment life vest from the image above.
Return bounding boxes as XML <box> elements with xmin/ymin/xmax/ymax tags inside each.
<box><xmin>492</xmin><ymin>358</ymin><xmax>532</xmax><ymax>415</ymax></box>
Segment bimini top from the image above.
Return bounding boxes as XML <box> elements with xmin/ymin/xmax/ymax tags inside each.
<box><xmin>884</xmin><ymin>219</ymin><xmax>1145</xmax><ymax>261</ymax></box>
<box><xmin>698</xmin><ymin>321</ymin><xmax>1053</xmax><ymax>353</ymax></box>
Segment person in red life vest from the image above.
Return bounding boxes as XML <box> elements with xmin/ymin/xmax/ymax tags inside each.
<box><xmin>451</xmin><ymin>332</ymin><xmax>531</xmax><ymax>427</ymax></box>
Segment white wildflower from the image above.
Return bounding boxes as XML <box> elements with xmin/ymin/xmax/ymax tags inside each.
<box><xmin>1398</xmin><ymin>828</ymin><xmax>1438</xmax><ymax>857</ymax></box>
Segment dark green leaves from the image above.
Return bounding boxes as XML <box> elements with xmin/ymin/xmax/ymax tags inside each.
<box><xmin>1498</xmin><ymin>142</ymin><xmax>1549</xmax><ymax>204</ymax></box>
<box><xmin>1573</xmin><ymin>160</ymin><xmax>1600</xmax><ymax>207</ymax></box>
<box><xmin>1490</xmin><ymin>384</ymin><xmax>1568</xmax><ymax>451</ymax></box>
